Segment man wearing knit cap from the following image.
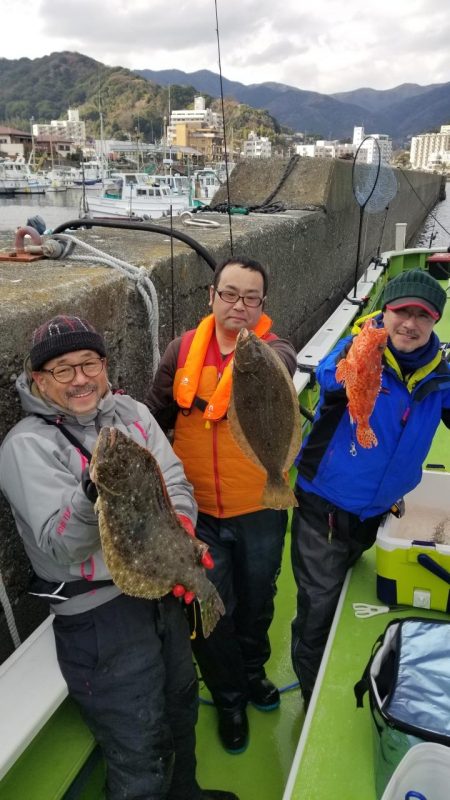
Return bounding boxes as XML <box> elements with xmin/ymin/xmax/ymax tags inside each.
<box><xmin>290</xmin><ymin>269</ymin><xmax>450</xmax><ymax>708</ymax></box>
<box><xmin>0</xmin><ymin>315</ymin><xmax>239</xmax><ymax>800</ymax></box>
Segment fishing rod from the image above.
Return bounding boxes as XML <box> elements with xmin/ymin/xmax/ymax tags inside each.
<box><xmin>214</xmin><ymin>0</ymin><xmax>234</xmax><ymax>255</ymax></box>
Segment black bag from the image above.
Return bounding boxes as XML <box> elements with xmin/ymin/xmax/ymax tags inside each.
<box><xmin>354</xmin><ymin>617</ymin><xmax>450</xmax><ymax>799</ymax></box>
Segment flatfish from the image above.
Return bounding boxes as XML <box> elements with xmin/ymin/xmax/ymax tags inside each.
<box><xmin>91</xmin><ymin>427</ymin><xmax>224</xmax><ymax>636</ymax></box>
<box><xmin>335</xmin><ymin>319</ymin><xmax>388</xmax><ymax>448</ymax></box>
<box><xmin>228</xmin><ymin>328</ymin><xmax>302</xmax><ymax>509</ymax></box>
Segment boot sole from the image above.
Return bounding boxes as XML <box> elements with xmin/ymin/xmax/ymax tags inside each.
<box><xmin>223</xmin><ymin>740</ymin><xmax>249</xmax><ymax>755</ymax></box>
<box><xmin>250</xmin><ymin>699</ymin><xmax>280</xmax><ymax>711</ymax></box>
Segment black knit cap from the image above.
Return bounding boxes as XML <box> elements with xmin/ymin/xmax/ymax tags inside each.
<box><xmin>30</xmin><ymin>315</ymin><xmax>107</xmax><ymax>371</ymax></box>
<box><xmin>382</xmin><ymin>269</ymin><xmax>447</xmax><ymax>320</ymax></box>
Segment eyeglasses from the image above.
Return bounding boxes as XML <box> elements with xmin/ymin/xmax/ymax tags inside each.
<box><xmin>40</xmin><ymin>357</ymin><xmax>105</xmax><ymax>384</ymax></box>
<box><xmin>215</xmin><ymin>290</ymin><xmax>265</xmax><ymax>308</ymax></box>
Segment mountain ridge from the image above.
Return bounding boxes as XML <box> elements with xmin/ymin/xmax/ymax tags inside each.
<box><xmin>0</xmin><ymin>52</ymin><xmax>448</xmax><ymax>145</ymax></box>
<box><xmin>137</xmin><ymin>67</ymin><xmax>450</xmax><ymax>142</ymax></box>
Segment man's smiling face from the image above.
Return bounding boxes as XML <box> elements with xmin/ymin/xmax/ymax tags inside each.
<box><xmin>32</xmin><ymin>349</ymin><xmax>108</xmax><ymax>414</ymax></box>
<box><xmin>383</xmin><ymin>306</ymin><xmax>436</xmax><ymax>352</ymax></box>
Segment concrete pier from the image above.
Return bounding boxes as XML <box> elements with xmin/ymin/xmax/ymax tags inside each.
<box><xmin>0</xmin><ymin>157</ymin><xmax>442</xmax><ymax>660</ymax></box>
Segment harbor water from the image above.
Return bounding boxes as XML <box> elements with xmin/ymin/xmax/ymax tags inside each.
<box><xmin>1</xmin><ymin>178</ymin><xmax>450</xmax><ymax>245</ymax></box>
<box><xmin>0</xmin><ymin>188</ymin><xmax>87</xmax><ymax>234</ymax></box>
<box><xmin>414</xmin><ymin>184</ymin><xmax>450</xmax><ymax>248</ymax></box>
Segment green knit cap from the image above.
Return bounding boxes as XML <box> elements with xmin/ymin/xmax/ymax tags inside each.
<box><xmin>382</xmin><ymin>269</ymin><xmax>447</xmax><ymax>319</ymax></box>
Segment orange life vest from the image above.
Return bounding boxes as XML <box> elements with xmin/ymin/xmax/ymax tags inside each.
<box><xmin>173</xmin><ymin>313</ymin><xmax>275</xmax><ymax>517</ymax></box>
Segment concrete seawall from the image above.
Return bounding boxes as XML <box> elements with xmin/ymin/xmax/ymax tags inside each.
<box><xmin>0</xmin><ymin>157</ymin><xmax>442</xmax><ymax>660</ymax></box>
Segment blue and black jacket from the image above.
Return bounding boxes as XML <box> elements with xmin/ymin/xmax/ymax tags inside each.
<box><xmin>295</xmin><ymin>312</ymin><xmax>450</xmax><ymax>520</ymax></box>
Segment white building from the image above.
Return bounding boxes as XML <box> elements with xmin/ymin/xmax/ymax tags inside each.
<box><xmin>295</xmin><ymin>140</ymin><xmax>355</xmax><ymax>159</ymax></box>
<box><xmin>167</xmin><ymin>97</ymin><xmax>221</xmax><ymax>145</ymax></box>
<box><xmin>410</xmin><ymin>125</ymin><xmax>450</xmax><ymax>170</ymax></box>
<box><xmin>352</xmin><ymin>127</ymin><xmax>392</xmax><ymax>164</ymax></box>
<box><xmin>352</xmin><ymin>127</ymin><xmax>365</xmax><ymax>148</ymax></box>
<box><xmin>33</xmin><ymin>108</ymin><xmax>86</xmax><ymax>146</ymax></box>
<box><xmin>295</xmin><ymin>144</ymin><xmax>316</xmax><ymax>157</ymax></box>
<box><xmin>242</xmin><ymin>131</ymin><xmax>272</xmax><ymax>158</ymax></box>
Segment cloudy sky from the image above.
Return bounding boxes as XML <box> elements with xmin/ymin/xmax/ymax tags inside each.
<box><xmin>3</xmin><ymin>0</ymin><xmax>449</xmax><ymax>95</ymax></box>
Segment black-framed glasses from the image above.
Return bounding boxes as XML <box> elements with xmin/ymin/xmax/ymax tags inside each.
<box><xmin>215</xmin><ymin>290</ymin><xmax>265</xmax><ymax>308</ymax></box>
<box><xmin>40</xmin><ymin>357</ymin><xmax>105</xmax><ymax>384</ymax></box>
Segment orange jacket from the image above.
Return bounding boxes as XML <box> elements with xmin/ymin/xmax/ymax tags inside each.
<box><xmin>173</xmin><ymin>314</ymin><xmax>276</xmax><ymax>517</ymax></box>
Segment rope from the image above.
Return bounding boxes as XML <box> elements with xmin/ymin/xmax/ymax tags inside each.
<box><xmin>194</xmin><ymin>155</ymin><xmax>301</xmax><ymax>216</ymax></box>
<box><xmin>0</xmin><ymin>570</ymin><xmax>21</xmax><ymax>649</ymax></box>
<box><xmin>179</xmin><ymin>211</ymin><xmax>221</xmax><ymax>228</ymax></box>
<box><xmin>43</xmin><ymin>234</ymin><xmax>161</xmax><ymax>373</ymax></box>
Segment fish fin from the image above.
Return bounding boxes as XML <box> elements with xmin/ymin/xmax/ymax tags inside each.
<box><xmin>198</xmin><ymin>586</ymin><xmax>225</xmax><ymax>637</ymax></box>
<box><xmin>228</xmin><ymin>394</ymin><xmax>266</xmax><ymax>472</ymax></box>
<box><xmin>335</xmin><ymin>360</ymin><xmax>347</xmax><ymax>384</ymax></box>
<box><xmin>261</xmin><ymin>478</ymin><xmax>298</xmax><ymax>510</ymax></box>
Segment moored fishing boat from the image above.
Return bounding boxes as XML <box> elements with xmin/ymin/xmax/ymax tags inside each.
<box><xmin>0</xmin><ymin>223</ymin><xmax>449</xmax><ymax>800</ymax></box>
<box><xmin>85</xmin><ymin>172</ymin><xmax>191</xmax><ymax>219</ymax></box>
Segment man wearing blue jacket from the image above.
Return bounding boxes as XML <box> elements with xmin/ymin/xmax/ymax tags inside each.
<box><xmin>291</xmin><ymin>269</ymin><xmax>450</xmax><ymax>707</ymax></box>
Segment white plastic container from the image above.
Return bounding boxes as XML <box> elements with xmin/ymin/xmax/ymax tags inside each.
<box><xmin>376</xmin><ymin>471</ymin><xmax>450</xmax><ymax>612</ymax></box>
<box><xmin>381</xmin><ymin>742</ymin><xmax>450</xmax><ymax>800</ymax></box>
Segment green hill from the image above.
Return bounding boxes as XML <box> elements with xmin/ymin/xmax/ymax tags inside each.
<box><xmin>0</xmin><ymin>51</ymin><xmax>284</xmax><ymax>144</ymax></box>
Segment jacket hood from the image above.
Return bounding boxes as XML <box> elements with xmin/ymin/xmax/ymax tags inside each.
<box><xmin>16</xmin><ymin>370</ymin><xmax>116</xmax><ymax>426</ymax></box>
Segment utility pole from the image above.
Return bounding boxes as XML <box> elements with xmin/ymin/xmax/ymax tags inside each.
<box><xmin>30</xmin><ymin>116</ymin><xmax>35</xmax><ymax>168</ymax></box>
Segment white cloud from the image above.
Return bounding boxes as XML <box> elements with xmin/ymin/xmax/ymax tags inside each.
<box><xmin>1</xmin><ymin>0</ymin><xmax>449</xmax><ymax>94</ymax></box>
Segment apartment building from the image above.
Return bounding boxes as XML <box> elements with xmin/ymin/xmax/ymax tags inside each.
<box><xmin>410</xmin><ymin>125</ymin><xmax>450</xmax><ymax>170</ymax></box>
<box><xmin>353</xmin><ymin>127</ymin><xmax>392</xmax><ymax>164</ymax></box>
<box><xmin>33</xmin><ymin>109</ymin><xmax>86</xmax><ymax>146</ymax></box>
<box><xmin>167</xmin><ymin>97</ymin><xmax>221</xmax><ymax>145</ymax></box>
<box><xmin>242</xmin><ymin>131</ymin><xmax>272</xmax><ymax>158</ymax></box>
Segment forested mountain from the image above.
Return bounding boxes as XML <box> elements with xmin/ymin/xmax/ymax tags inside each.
<box><xmin>0</xmin><ymin>52</ymin><xmax>284</xmax><ymax>143</ymax></box>
<box><xmin>1</xmin><ymin>52</ymin><xmax>449</xmax><ymax>145</ymax></box>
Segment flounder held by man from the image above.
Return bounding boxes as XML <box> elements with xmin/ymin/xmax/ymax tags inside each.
<box><xmin>335</xmin><ymin>318</ymin><xmax>388</xmax><ymax>448</ymax></box>
<box><xmin>91</xmin><ymin>427</ymin><xmax>224</xmax><ymax>636</ymax></box>
<box><xmin>228</xmin><ymin>329</ymin><xmax>302</xmax><ymax>510</ymax></box>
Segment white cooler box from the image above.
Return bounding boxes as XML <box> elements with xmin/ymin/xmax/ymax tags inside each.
<box><xmin>376</xmin><ymin>471</ymin><xmax>450</xmax><ymax>613</ymax></box>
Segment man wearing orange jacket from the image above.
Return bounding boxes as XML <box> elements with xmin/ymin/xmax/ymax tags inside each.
<box><xmin>146</xmin><ymin>255</ymin><xmax>297</xmax><ymax>754</ymax></box>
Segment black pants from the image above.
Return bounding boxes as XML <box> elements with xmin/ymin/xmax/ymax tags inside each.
<box><xmin>191</xmin><ymin>509</ymin><xmax>287</xmax><ymax>711</ymax></box>
<box><xmin>290</xmin><ymin>487</ymin><xmax>383</xmax><ymax>696</ymax></box>
<box><xmin>54</xmin><ymin>594</ymin><xmax>200</xmax><ymax>800</ymax></box>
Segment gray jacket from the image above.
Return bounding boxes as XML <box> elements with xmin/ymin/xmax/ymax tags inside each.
<box><xmin>0</xmin><ymin>373</ymin><xmax>197</xmax><ymax>615</ymax></box>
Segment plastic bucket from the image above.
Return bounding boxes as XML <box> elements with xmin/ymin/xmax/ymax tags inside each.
<box><xmin>380</xmin><ymin>742</ymin><xmax>450</xmax><ymax>800</ymax></box>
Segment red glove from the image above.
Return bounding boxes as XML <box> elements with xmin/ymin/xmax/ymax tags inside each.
<box><xmin>173</xmin><ymin>515</ymin><xmax>214</xmax><ymax>604</ymax></box>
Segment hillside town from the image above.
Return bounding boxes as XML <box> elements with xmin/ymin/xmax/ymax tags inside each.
<box><xmin>1</xmin><ymin>94</ymin><xmax>450</xmax><ymax>194</ymax></box>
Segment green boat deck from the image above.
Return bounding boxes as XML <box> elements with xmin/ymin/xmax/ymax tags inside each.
<box><xmin>196</xmin><ymin>523</ymin><xmax>303</xmax><ymax>799</ymax></box>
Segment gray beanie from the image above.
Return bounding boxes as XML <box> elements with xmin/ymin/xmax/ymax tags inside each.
<box><xmin>30</xmin><ymin>315</ymin><xmax>106</xmax><ymax>371</ymax></box>
<box><xmin>382</xmin><ymin>269</ymin><xmax>447</xmax><ymax>319</ymax></box>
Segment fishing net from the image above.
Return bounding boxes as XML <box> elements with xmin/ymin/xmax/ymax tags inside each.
<box><xmin>351</xmin><ymin>137</ymin><xmax>398</xmax><ymax>295</ymax></box>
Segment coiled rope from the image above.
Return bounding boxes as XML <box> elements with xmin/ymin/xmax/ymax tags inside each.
<box><xmin>42</xmin><ymin>234</ymin><xmax>161</xmax><ymax>373</ymax></box>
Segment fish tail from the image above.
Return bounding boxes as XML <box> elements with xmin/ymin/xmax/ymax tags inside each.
<box><xmin>262</xmin><ymin>479</ymin><xmax>298</xmax><ymax>510</ymax></box>
<box><xmin>198</xmin><ymin>587</ymin><xmax>225</xmax><ymax>638</ymax></box>
<box><xmin>356</xmin><ymin>425</ymin><xmax>378</xmax><ymax>448</ymax></box>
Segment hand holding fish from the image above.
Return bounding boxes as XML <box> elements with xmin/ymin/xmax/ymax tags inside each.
<box><xmin>91</xmin><ymin>427</ymin><xmax>224</xmax><ymax>636</ymax></box>
<box><xmin>173</xmin><ymin>514</ymin><xmax>214</xmax><ymax>604</ymax></box>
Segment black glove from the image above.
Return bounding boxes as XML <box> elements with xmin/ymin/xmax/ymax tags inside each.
<box><xmin>81</xmin><ymin>467</ymin><xmax>98</xmax><ymax>503</ymax></box>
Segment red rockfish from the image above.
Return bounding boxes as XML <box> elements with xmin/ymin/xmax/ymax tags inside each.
<box><xmin>335</xmin><ymin>319</ymin><xmax>388</xmax><ymax>448</ymax></box>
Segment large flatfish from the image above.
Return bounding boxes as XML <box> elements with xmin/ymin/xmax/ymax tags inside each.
<box><xmin>228</xmin><ymin>329</ymin><xmax>302</xmax><ymax>509</ymax></box>
<box><xmin>335</xmin><ymin>319</ymin><xmax>388</xmax><ymax>448</ymax></box>
<box><xmin>91</xmin><ymin>427</ymin><xmax>224</xmax><ymax>636</ymax></box>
